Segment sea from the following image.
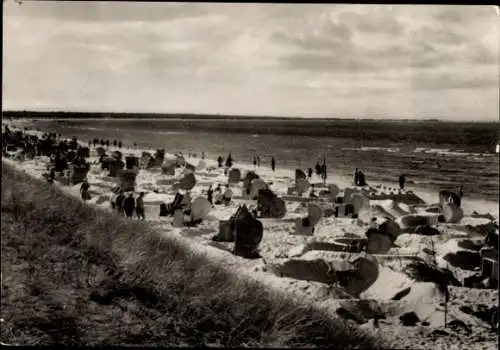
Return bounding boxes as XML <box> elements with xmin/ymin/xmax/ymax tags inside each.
<box><xmin>26</xmin><ymin>118</ymin><xmax>499</xmax><ymax>203</ymax></box>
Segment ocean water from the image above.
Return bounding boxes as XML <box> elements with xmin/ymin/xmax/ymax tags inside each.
<box><xmin>28</xmin><ymin>118</ymin><xmax>499</xmax><ymax>202</ymax></box>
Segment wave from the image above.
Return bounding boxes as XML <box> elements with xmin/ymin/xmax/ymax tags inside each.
<box><xmin>413</xmin><ymin>147</ymin><xmax>489</xmax><ymax>157</ymax></box>
<box><xmin>342</xmin><ymin>146</ymin><xmax>401</xmax><ymax>153</ymax></box>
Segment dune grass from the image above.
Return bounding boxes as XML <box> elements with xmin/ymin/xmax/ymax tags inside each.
<box><xmin>1</xmin><ymin>162</ymin><xmax>381</xmax><ymax>347</ymax></box>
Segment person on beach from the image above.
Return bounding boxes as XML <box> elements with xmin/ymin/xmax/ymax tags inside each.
<box><xmin>100</xmin><ymin>139</ymin><xmax>105</xmax><ymax>146</ymax></box>
<box><xmin>115</xmin><ymin>190</ymin><xmax>125</xmax><ymax>215</ymax></box>
<box><xmin>88</xmin><ymin>140</ymin><xmax>92</xmax><ymax>148</ymax></box>
<box><xmin>123</xmin><ymin>193</ymin><xmax>135</xmax><ymax>218</ymax></box>
<box><xmin>105</xmin><ymin>140</ymin><xmax>110</xmax><ymax>148</ymax></box>
<box><xmin>225</xmin><ymin>153</ymin><xmax>233</xmax><ymax>168</ymax></box>
<box><xmin>321</xmin><ymin>163</ymin><xmax>327</xmax><ymax>185</ymax></box>
<box><xmin>113</xmin><ymin>140</ymin><xmax>117</xmax><ymax>147</ymax></box>
<box><xmin>315</xmin><ymin>162</ymin><xmax>322</xmax><ymax>175</ymax></box>
<box><xmin>133</xmin><ymin>142</ymin><xmax>137</xmax><ymax>149</ymax></box>
<box><xmin>217</xmin><ymin>155</ymin><xmax>224</xmax><ymax>167</ymax></box>
<box><xmin>48</xmin><ymin>168</ymin><xmax>55</xmax><ymax>184</ymax></box>
<box><xmin>207</xmin><ymin>184</ymin><xmax>213</xmax><ymax>204</ymax></box>
<box><xmin>201</xmin><ymin>151</ymin><xmax>206</xmax><ymax>160</ymax></box>
<box><xmin>458</xmin><ymin>185</ymin><xmax>464</xmax><ymax>198</ymax></box>
<box><xmin>271</xmin><ymin>157</ymin><xmax>276</xmax><ymax>172</ymax></box>
<box><xmin>135</xmin><ymin>192</ymin><xmax>145</xmax><ymax>220</ymax></box>
<box><xmin>309</xmin><ymin>184</ymin><xmax>317</xmax><ymax>198</ymax></box>
<box><xmin>118</xmin><ymin>141</ymin><xmax>122</xmax><ymax>149</ymax></box>
<box><xmin>222</xmin><ymin>184</ymin><xmax>233</xmax><ymax>206</ymax></box>
<box><xmin>213</xmin><ymin>185</ymin><xmax>223</xmax><ymax>205</ymax></box>
<box><xmin>253</xmin><ymin>156</ymin><xmax>257</xmax><ymax>168</ymax></box>
<box><xmin>399</xmin><ymin>174</ymin><xmax>406</xmax><ymax>190</ymax></box>
<box><xmin>307</xmin><ymin>167</ymin><xmax>313</xmax><ymax>179</ymax></box>
<box><xmin>357</xmin><ymin>170</ymin><xmax>366</xmax><ymax>186</ymax></box>
<box><xmin>80</xmin><ymin>178</ymin><xmax>91</xmax><ymax>202</ymax></box>
<box><xmin>257</xmin><ymin>155</ymin><xmax>261</xmax><ymax>167</ymax></box>
<box><xmin>354</xmin><ymin>168</ymin><xmax>359</xmax><ymax>186</ymax></box>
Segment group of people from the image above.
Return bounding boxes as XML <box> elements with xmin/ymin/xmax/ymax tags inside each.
<box><xmin>252</xmin><ymin>155</ymin><xmax>276</xmax><ymax>172</ymax></box>
<box><xmin>207</xmin><ymin>184</ymin><xmax>233</xmax><ymax>206</ymax></box>
<box><xmin>89</xmin><ymin>138</ymin><xmax>123</xmax><ymax>149</ymax></box>
<box><xmin>111</xmin><ymin>190</ymin><xmax>146</xmax><ymax>220</ymax></box>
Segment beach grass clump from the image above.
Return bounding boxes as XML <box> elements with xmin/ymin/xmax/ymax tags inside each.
<box><xmin>1</xmin><ymin>162</ymin><xmax>381</xmax><ymax>348</ymax></box>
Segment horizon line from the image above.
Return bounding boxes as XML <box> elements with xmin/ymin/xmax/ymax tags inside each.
<box><xmin>2</xmin><ymin>109</ymin><xmax>499</xmax><ymax>123</ymax></box>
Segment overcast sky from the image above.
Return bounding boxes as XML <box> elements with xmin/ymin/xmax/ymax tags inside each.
<box><xmin>3</xmin><ymin>2</ymin><xmax>499</xmax><ymax>120</ymax></box>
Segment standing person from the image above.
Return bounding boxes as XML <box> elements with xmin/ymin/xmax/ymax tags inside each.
<box><xmin>321</xmin><ymin>163</ymin><xmax>327</xmax><ymax>185</ymax></box>
<box><xmin>307</xmin><ymin>167</ymin><xmax>313</xmax><ymax>179</ymax></box>
<box><xmin>201</xmin><ymin>151</ymin><xmax>206</xmax><ymax>160</ymax></box>
<box><xmin>118</xmin><ymin>141</ymin><xmax>122</xmax><ymax>149</ymax></box>
<box><xmin>133</xmin><ymin>142</ymin><xmax>137</xmax><ymax>149</ymax></box>
<box><xmin>88</xmin><ymin>140</ymin><xmax>92</xmax><ymax>148</ymax></box>
<box><xmin>100</xmin><ymin>139</ymin><xmax>105</xmax><ymax>146</ymax></box>
<box><xmin>458</xmin><ymin>185</ymin><xmax>464</xmax><ymax>199</ymax></box>
<box><xmin>217</xmin><ymin>155</ymin><xmax>224</xmax><ymax>167</ymax></box>
<box><xmin>253</xmin><ymin>156</ymin><xmax>257</xmax><ymax>168</ymax></box>
<box><xmin>399</xmin><ymin>174</ymin><xmax>406</xmax><ymax>190</ymax></box>
<box><xmin>135</xmin><ymin>192</ymin><xmax>145</xmax><ymax>220</ymax></box>
<box><xmin>354</xmin><ymin>168</ymin><xmax>359</xmax><ymax>186</ymax></box>
<box><xmin>48</xmin><ymin>168</ymin><xmax>55</xmax><ymax>184</ymax></box>
<box><xmin>207</xmin><ymin>184</ymin><xmax>213</xmax><ymax>204</ymax></box>
<box><xmin>113</xmin><ymin>140</ymin><xmax>117</xmax><ymax>147</ymax></box>
<box><xmin>222</xmin><ymin>184</ymin><xmax>233</xmax><ymax>206</ymax></box>
<box><xmin>271</xmin><ymin>157</ymin><xmax>276</xmax><ymax>172</ymax></box>
<box><xmin>115</xmin><ymin>190</ymin><xmax>125</xmax><ymax>215</ymax></box>
<box><xmin>225</xmin><ymin>153</ymin><xmax>233</xmax><ymax>168</ymax></box>
<box><xmin>105</xmin><ymin>140</ymin><xmax>110</xmax><ymax>148</ymax></box>
<box><xmin>123</xmin><ymin>193</ymin><xmax>135</xmax><ymax>218</ymax></box>
<box><xmin>80</xmin><ymin>178</ymin><xmax>91</xmax><ymax>202</ymax></box>
<box><xmin>257</xmin><ymin>155</ymin><xmax>261</xmax><ymax>167</ymax></box>
<box><xmin>315</xmin><ymin>162</ymin><xmax>322</xmax><ymax>175</ymax></box>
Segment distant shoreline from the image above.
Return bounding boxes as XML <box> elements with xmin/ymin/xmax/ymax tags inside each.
<box><xmin>2</xmin><ymin>111</ymin><xmax>498</xmax><ymax>124</ymax></box>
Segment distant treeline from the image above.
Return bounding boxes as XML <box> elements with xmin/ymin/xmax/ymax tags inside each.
<box><xmin>1</xmin><ymin>110</ymin><xmax>461</xmax><ymax>123</ymax></box>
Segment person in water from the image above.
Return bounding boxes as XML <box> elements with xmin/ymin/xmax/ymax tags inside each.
<box><xmin>399</xmin><ymin>174</ymin><xmax>406</xmax><ymax>190</ymax></box>
<box><xmin>80</xmin><ymin>178</ymin><xmax>91</xmax><ymax>202</ymax></box>
<box><xmin>135</xmin><ymin>192</ymin><xmax>145</xmax><ymax>220</ymax></box>
<box><xmin>123</xmin><ymin>193</ymin><xmax>135</xmax><ymax>218</ymax></box>
<box><xmin>225</xmin><ymin>153</ymin><xmax>233</xmax><ymax>168</ymax></box>
<box><xmin>271</xmin><ymin>157</ymin><xmax>276</xmax><ymax>172</ymax></box>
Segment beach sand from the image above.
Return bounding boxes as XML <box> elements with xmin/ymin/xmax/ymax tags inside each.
<box><xmin>3</xmin><ymin>120</ymin><xmax>499</xmax><ymax>349</ymax></box>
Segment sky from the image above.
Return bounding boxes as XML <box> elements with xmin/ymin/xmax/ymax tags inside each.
<box><xmin>2</xmin><ymin>2</ymin><xmax>499</xmax><ymax>121</ymax></box>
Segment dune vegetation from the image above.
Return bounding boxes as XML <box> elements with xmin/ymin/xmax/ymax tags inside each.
<box><xmin>1</xmin><ymin>162</ymin><xmax>380</xmax><ymax>348</ymax></box>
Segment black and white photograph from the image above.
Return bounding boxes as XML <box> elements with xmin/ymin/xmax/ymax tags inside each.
<box><xmin>2</xmin><ymin>1</ymin><xmax>499</xmax><ymax>347</ymax></box>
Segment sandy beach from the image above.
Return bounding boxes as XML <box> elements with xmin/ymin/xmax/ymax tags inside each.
<box><xmin>2</xmin><ymin>120</ymin><xmax>499</xmax><ymax>349</ymax></box>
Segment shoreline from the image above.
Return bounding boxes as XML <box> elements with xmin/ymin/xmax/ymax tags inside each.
<box><xmin>5</xmin><ymin>119</ymin><xmax>498</xmax><ymax>219</ymax></box>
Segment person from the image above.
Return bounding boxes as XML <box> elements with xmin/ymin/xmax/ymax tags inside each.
<box><xmin>113</xmin><ymin>140</ymin><xmax>117</xmax><ymax>147</ymax></box>
<box><xmin>256</xmin><ymin>155</ymin><xmax>261</xmax><ymax>167</ymax></box>
<box><xmin>315</xmin><ymin>162</ymin><xmax>322</xmax><ymax>175</ymax></box>
<box><xmin>201</xmin><ymin>151</ymin><xmax>206</xmax><ymax>160</ymax></box>
<box><xmin>321</xmin><ymin>163</ymin><xmax>327</xmax><ymax>185</ymax></box>
<box><xmin>80</xmin><ymin>178</ymin><xmax>91</xmax><ymax>202</ymax></box>
<box><xmin>135</xmin><ymin>192</ymin><xmax>145</xmax><ymax>220</ymax></box>
<box><xmin>100</xmin><ymin>139</ymin><xmax>105</xmax><ymax>146</ymax></box>
<box><xmin>213</xmin><ymin>185</ymin><xmax>223</xmax><ymax>205</ymax></box>
<box><xmin>271</xmin><ymin>157</ymin><xmax>276</xmax><ymax>172</ymax></box>
<box><xmin>217</xmin><ymin>155</ymin><xmax>224</xmax><ymax>167</ymax></box>
<box><xmin>118</xmin><ymin>141</ymin><xmax>122</xmax><ymax>149</ymax></box>
<box><xmin>115</xmin><ymin>190</ymin><xmax>125</xmax><ymax>215</ymax></box>
<box><xmin>225</xmin><ymin>153</ymin><xmax>233</xmax><ymax>168</ymax></box>
<box><xmin>105</xmin><ymin>140</ymin><xmax>110</xmax><ymax>148</ymax></box>
<box><xmin>133</xmin><ymin>142</ymin><xmax>137</xmax><ymax>149</ymax></box>
<box><xmin>307</xmin><ymin>167</ymin><xmax>313</xmax><ymax>179</ymax></box>
<box><xmin>207</xmin><ymin>184</ymin><xmax>213</xmax><ymax>204</ymax></box>
<box><xmin>222</xmin><ymin>185</ymin><xmax>233</xmax><ymax>206</ymax></box>
<box><xmin>354</xmin><ymin>168</ymin><xmax>359</xmax><ymax>186</ymax></box>
<box><xmin>48</xmin><ymin>168</ymin><xmax>55</xmax><ymax>184</ymax></box>
<box><xmin>399</xmin><ymin>174</ymin><xmax>406</xmax><ymax>190</ymax></box>
<box><xmin>123</xmin><ymin>193</ymin><xmax>135</xmax><ymax>218</ymax></box>
<box><xmin>458</xmin><ymin>185</ymin><xmax>464</xmax><ymax>198</ymax></box>
<box><xmin>88</xmin><ymin>140</ymin><xmax>92</xmax><ymax>148</ymax></box>
<box><xmin>253</xmin><ymin>156</ymin><xmax>257</xmax><ymax>168</ymax></box>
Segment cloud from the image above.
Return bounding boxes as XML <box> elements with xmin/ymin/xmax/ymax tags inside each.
<box><xmin>2</xmin><ymin>2</ymin><xmax>499</xmax><ymax>120</ymax></box>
